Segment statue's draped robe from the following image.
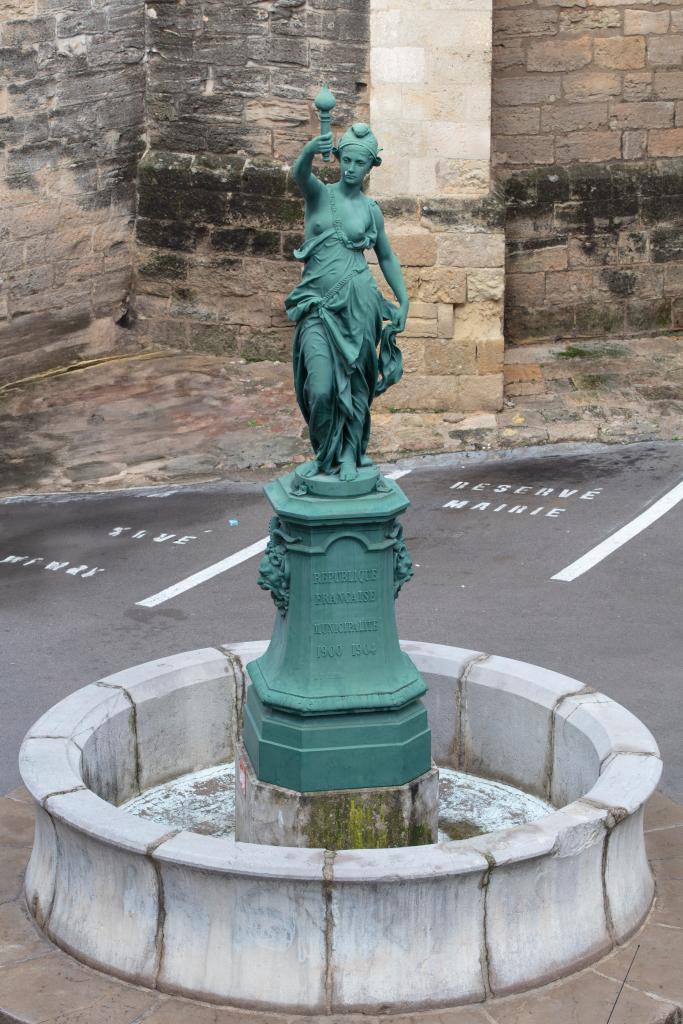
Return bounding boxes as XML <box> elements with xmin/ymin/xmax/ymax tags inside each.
<box><xmin>285</xmin><ymin>186</ymin><xmax>400</xmax><ymax>474</ymax></box>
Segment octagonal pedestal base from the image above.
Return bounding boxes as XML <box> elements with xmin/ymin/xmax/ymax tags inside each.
<box><xmin>235</xmin><ymin>742</ymin><xmax>439</xmax><ymax>849</ymax></box>
<box><xmin>243</xmin><ymin>684</ymin><xmax>432</xmax><ymax>793</ymax></box>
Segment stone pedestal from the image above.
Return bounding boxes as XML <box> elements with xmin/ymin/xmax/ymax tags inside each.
<box><xmin>235</xmin><ymin>742</ymin><xmax>439</xmax><ymax>849</ymax></box>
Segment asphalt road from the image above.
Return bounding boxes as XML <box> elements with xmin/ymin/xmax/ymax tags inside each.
<box><xmin>2</xmin><ymin>440</ymin><xmax>682</xmax><ymax>802</ymax></box>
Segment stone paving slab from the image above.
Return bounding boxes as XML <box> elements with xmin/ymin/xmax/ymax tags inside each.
<box><xmin>597</xmin><ymin>924</ymin><xmax>683</xmax><ymax>1009</ymax></box>
<box><xmin>0</xmin><ymin>788</ymin><xmax>681</xmax><ymax>1024</ymax></box>
<box><xmin>488</xmin><ymin>971</ymin><xmax>680</xmax><ymax>1024</ymax></box>
<box><xmin>0</xmin><ymin>901</ymin><xmax>53</xmax><ymax>968</ymax></box>
<box><xmin>0</xmin><ymin>954</ymin><xmax>159</xmax><ymax>1023</ymax></box>
<box><xmin>1</xmin><ymin>334</ymin><xmax>683</xmax><ymax>497</ymax></box>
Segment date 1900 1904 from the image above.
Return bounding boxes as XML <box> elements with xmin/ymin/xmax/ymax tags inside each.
<box><xmin>316</xmin><ymin>641</ymin><xmax>378</xmax><ymax>658</ymax></box>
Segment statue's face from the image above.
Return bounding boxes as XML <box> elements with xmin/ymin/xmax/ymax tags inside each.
<box><xmin>339</xmin><ymin>145</ymin><xmax>374</xmax><ymax>186</ymax></box>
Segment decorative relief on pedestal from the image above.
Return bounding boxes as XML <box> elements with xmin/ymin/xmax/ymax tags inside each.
<box><xmin>388</xmin><ymin>521</ymin><xmax>413</xmax><ymax>598</ymax></box>
<box><xmin>257</xmin><ymin>517</ymin><xmax>291</xmax><ymax>616</ymax></box>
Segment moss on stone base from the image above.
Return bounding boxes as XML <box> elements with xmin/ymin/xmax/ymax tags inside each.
<box><xmin>305</xmin><ymin>787</ymin><xmax>435</xmax><ymax>850</ymax></box>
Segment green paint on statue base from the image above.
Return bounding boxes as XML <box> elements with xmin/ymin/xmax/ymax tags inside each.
<box><xmin>246</xmin><ymin>468</ymin><xmax>431</xmax><ymax>792</ymax></box>
<box><xmin>247</xmin><ymin>470</ymin><xmax>426</xmax><ymax>715</ymax></box>
<box><xmin>243</xmin><ymin>685</ymin><xmax>431</xmax><ymax>792</ymax></box>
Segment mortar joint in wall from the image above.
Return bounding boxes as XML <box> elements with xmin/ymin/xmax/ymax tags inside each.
<box><xmin>221</xmin><ymin>647</ymin><xmax>247</xmax><ymax>747</ymax></box>
<box><xmin>479</xmin><ymin>852</ymin><xmax>495</xmax><ymax>999</ymax></box>
<box><xmin>99</xmin><ymin>681</ymin><xmax>143</xmax><ymax>796</ymax></box>
<box><xmin>455</xmin><ymin>652</ymin><xmax>489</xmax><ymax>772</ymax></box>
<box><xmin>151</xmin><ymin>856</ymin><xmax>167</xmax><ymax>988</ymax></box>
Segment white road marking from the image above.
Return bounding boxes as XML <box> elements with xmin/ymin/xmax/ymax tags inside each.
<box><xmin>552</xmin><ymin>479</ymin><xmax>683</xmax><ymax>582</ymax></box>
<box><xmin>136</xmin><ymin>469</ymin><xmax>413</xmax><ymax>607</ymax></box>
<box><xmin>136</xmin><ymin>537</ymin><xmax>268</xmax><ymax>607</ymax></box>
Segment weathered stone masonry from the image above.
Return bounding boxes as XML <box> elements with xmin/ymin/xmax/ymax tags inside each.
<box><xmin>492</xmin><ymin>0</ymin><xmax>683</xmax><ymax>343</ymax></box>
<box><xmin>2</xmin><ymin>0</ymin><xmax>683</xmax><ymax>407</ymax></box>
<box><xmin>368</xmin><ymin>0</ymin><xmax>505</xmax><ymax>415</ymax></box>
<box><xmin>134</xmin><ymin>0</ymin><xmax>368</xmax><ymax>360</ymax></box>
<box><xmin>0</xmin><ymin>0</ymin><xmax>145</xmax><ymax>382</ymax></box>
<box><xmin>136</xmin><ymin>0</ymin><xmax>506</xmax><ymax>415</ymax></box>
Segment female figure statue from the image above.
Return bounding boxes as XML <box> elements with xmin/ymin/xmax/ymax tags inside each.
<box><xmin>286</xmin><ymin>121</ymin><xmax>409</xmax><ymax>482</ymax></box>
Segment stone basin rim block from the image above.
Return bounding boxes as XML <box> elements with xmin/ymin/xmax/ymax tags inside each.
<box><xmin>18</xmin><ymin>641</ymin><xmax>662</xmax><ymax>1012</ymax></box>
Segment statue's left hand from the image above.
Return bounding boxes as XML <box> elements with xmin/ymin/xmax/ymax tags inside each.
<box><xmin>391</xmin><ymin>305</ymin><xmax>408</xmax><ymax>333</ymax></box>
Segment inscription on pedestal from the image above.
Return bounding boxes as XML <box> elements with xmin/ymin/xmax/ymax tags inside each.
<box><xmin>310</xmin><ymin>553</ymin><xmax>383</xmax><ymax>664</ymax></box>
<box><xmin>248</xmin><ymin>470</ymin><xmax>427</xmax><ymax>722</ymax></box>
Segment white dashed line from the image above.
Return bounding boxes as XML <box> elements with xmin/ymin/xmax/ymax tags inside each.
<box><xmin>552</xmin><ymin>479</ymin><xmax>683</xmax><ymax>582</ymax></box>
<box><xmin>136</xmin><ymin>537</ymin><xmax>268</xmax><ymax>607</ymax></box>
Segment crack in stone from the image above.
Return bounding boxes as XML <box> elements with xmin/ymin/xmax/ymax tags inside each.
<box><xmin>544</xmin><ymin>689</ymin><xmax>584</xmax><ymax>804</ymax></box>
<box><xmin>23</xmin><ymin>734</ymin><xmax>70</xmax><ymax>740</ymax></box>
<box><xmin>128</xmin><ymin>999</ymin><xmax>167</xmax><ymax>1024</ymax></box>
<box><xmin>580</xmin><ymin>796</ymin><xmax>629</xmax><ymax>828</ymax></box>
<box><xmin>559</xmin><ymin>687</ymin><xmax>597</xmax><ymax>726</ymax></box>
<box><xmin>593</xmin><ymin>964</ymin><xmax>683</xmax><ymax>1018</ymax></box>
<box><xmin>95</xmin><ymin>683</ymin><xmax>142</xmax><ymax>797</ymax></box>
<box><xmin>543</xmin><ymin>685</ymin><xmax>597</xmax><ymax>804</ymax></box>
<box><xmin>322</xmin><ymin>848</ymin><xmax>336</xmax><ymax>1014</ymax></box>
<box><xmin>455</xmin><ymin>653</ymin><xmax>489</xmax><ymax>773</ymax></box>
<box><xmin>601</xmin><ymin>750</ymin><xmax>662</xmax><ymax>774</ymax></box>
<box><xmin>40</xmin><ymin>784</ymin><xmax>86</xmax><ymax>809</ymax></box>
<box><xmin>601</xmin><ymin>826</ymin><xmax>618</xmax><ymax>945</ymax></box>
<box><xmin>151</xmin><ymin>858</ymin><xmax>166</xmax><ymax>990</ymax></box>
<box><xmin>479</xmin><ymin>850</ymin><xmax>496</xmax><ymax>1000</ymax></box>
<box><xmin>145</xmin><ymin>825</ymin><xmax>179</xmax><ymax>988</ymax></box>
<box><xmin>221</xmin><ymin>647</ymin><xmax>247</xmax><ymax>752</ymax></box>
<box><xmin>146</xmin><ymin>830</ymin><xmax>179</xmax><ymax>855</ymax></box>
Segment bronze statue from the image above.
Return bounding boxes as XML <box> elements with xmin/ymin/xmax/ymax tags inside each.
<box><xmin>286</xmin><ymin>89</ymin><xmax>409</xmax><ymax>482</ymax></box>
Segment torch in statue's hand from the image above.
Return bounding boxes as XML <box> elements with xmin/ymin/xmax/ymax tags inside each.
<box><xmin>314</xmin><ymin>86</ymin><xmax>336</xmax><ymax>162</ymax></box>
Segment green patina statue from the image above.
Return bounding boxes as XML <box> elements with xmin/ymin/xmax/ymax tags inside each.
<box><xmin>286</xmin><ymin>89</ymin><xmax>409</xmax><ymax>483</ymax></box>
<box><xmin>244</xmin><ymin>89</ymin><xmax>432</xmax><ymax>815</ymax></box>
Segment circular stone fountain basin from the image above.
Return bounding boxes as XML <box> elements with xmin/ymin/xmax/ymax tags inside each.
<box><xmin>121</xmin><ymin>762</ymin><xmax>553</xmax><ymax>842</ymax></box>
<box><xmin>19</xmin><ymin>641</ymin><xmax>662</xmax><ymax>1014</ymax></box>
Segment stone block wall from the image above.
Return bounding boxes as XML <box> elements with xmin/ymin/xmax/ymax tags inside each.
<box><xmin>370</xmin><ymin>0</ymin><xmax>492</xmax><ymax>198</ymax></box>
<box><xmin>135</xmin><ymin>150</ymin><xmax>304</xmax><ymax>358</ymax></box>
<box><xmin>492</xmin><ymin>0</ymin><xmax>683</xmax><ymax>342</ymax></box>
<box><xmin>145</xmin><ymin>0</ymin><xmax>368</xmax><ymax>162</ymax></box>
<box><xmin>134</xmin><ymin>0</ymin><xmax>505</xmax><ymax>416</ymax></box>
<box><xmin>134</xmin><ymin>0</ymin><xmax>369</xmax><ymax>357</ymax></box>
<box><xmin>503</xmin><ymin>160</ymin><xmax>683</xmax><ymax>342</ymax></box>
<box><xmin>0</xmin><ymin>0</ymin><xmax>145</xmax><ymax>384</ymax></box>
<box><xmin>4</xmin><ymin>0</ymin><xmax>681</xmax><ymax>403</ymax></box>
<box><xmin>368</xmin><ymin>0</ymin><xmax>504</xmax><ymax>413</ymax></box>
<box><xmin>370</xmin><ymin>196</ymin><xmax>505</xmax><ymax>413</ymax></box>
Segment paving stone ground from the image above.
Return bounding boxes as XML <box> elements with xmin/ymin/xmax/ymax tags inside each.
<box><xmin>0</xmin><ymin>787</ymin><xmax>682</xmax><ymax>1024</ymax></box>
<box><xmin>1</xmin><ymin>335</ymin><xmax>683</xmax><ymax>498</ymax></box>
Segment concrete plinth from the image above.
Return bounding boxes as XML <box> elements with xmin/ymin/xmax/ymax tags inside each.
<box><xmin>235</xmin><ymin>743</ymin><xmax>439</xmax><ymax>849</ymax></box>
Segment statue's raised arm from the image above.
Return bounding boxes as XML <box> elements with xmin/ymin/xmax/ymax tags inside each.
<box><xmin>292</xmin><ymin>133</ymin><xmax>332</xmax><ymax>202</ymax></box>
<box><xmin>286</xmin><ymin>94</ymin><xmax>410</xmax><ymax>483</ymax></box>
